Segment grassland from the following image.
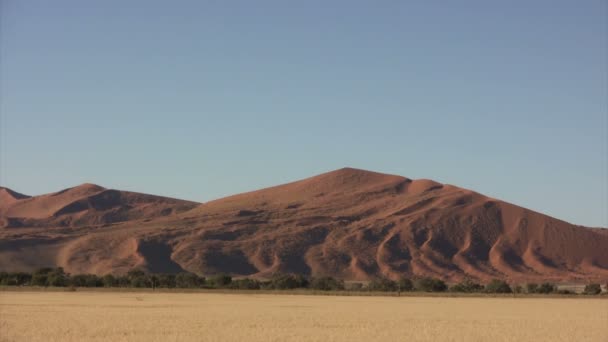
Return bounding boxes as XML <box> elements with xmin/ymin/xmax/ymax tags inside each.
<box><xmin>1</xmin><ymin>291</ymin><xmax>607</xmax><ymax>342</ymax></box>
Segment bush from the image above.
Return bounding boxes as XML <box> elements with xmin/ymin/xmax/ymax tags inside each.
<box><xmin>414</xmin><ymin>277</ymin><xmax>447</xmax><ymax>292</ymax></box>
<box><xmin>176</xmin><ymin>272</ymin><xmax>204</xmax><ymax>288</ymax></box>
<box><xmin>526</xmin><ymin>283</ymin><xmax>538</xmax><ymax>294</ymax></box>
<box><xmin>126</xmin><ymin>269</ymin><xmax>152</xmax><ymax>288</ymax></box>
<box><xmin>368</xmin><ymin>278</ymin><xmax>398</xmax><ymax>292</ymax></box>
<box><xmin>102</xmin><ymin>274</ymin><xmax>116</xmax><ymax>287</ymax></box>
<box><xmin>485</xmin><ymin>279</ymin><xmax>512</xmax><ymax>293</ymax></box>
<box><xmin>398</xmin><ymin>278</ymin><xmax>414</xmax><ymax>292</ymax></box>
<box><xmin>31</xmin><ymin>268</ymin><xmax>53</xmax><ymax>286</ymax></box>
<box><xmin>230</xmin><ymin>278</ymin><xmax>261</xmax><ymax>290</ymax></box>
<box><xmin>47</xmin><ymin>271</ymin><xmax>68</xmax><ymax>287</ymax></box>
<box><xmin>310</xmin><ymin>277</ymin><xmax>344</xmax><ymax>291</ymax></box>
<box><xmin>116</xmin><ymin>275</ymin><xmax>130</xmax><ymax>287</ymax></box>
<box><xmin>513</xmin><ymin>285</ymin><xmax>524</xmax><ymax>294</ymax></box>
<box><xmin>70</xmin><ymin>274</ymin><xmax>101</xmax><ymax>287</ymax></box>
<box><xmin>156</xmin><ymin>274</ymin><xmax>176</xmax><ymax>288</ymax></box>
<box><xmin>206</xmin><ymin>274</ymin><xmax>231</xmax><ymax>288</ymax></box>
<box><xmin>536</xmin><ymin>283</ymin><xmax>556</xmax><ymax>294</ymax></box>
<box><xmin>557</xmin><ymin>289</ymin><xmax>573</xmax><ymax>295</ymax></box>
<box><xmin>266</xmin><ymin>273</ymin><xmax>308</xmax><ymax>290</ymax></box>
<box><xmin>347</xmin><ymin>282</ymin><xmax>364</xmax><ymax>291</ymax></box>
<box><xmin>450</xmin><ymin>279</ymin><xmax>484</xmax><ymax>293</ymax></box>
<box><xmin>1</xmin><ymin>272</ymin><xmax>32</xmax><ymax>286</ymax></box>
<box><xmin>583</xmin><ymin>284</ymin><xmax>601</xmax><ymax>295</ymax></box>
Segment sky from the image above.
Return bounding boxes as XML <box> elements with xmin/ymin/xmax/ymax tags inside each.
<box><xmin>1</xmin><ymin>1</ymin><xmax>606</xmax><ymax>227</ymax></box>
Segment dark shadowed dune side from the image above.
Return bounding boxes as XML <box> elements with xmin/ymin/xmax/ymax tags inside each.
<box><xmin>1</xmin><ymin>168</ymin><xmax>606</xmax><ymax>283</ymax></box>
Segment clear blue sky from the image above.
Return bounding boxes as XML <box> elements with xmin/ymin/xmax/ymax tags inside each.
<box><xmin>1</xmin><ymin>1</ymin><xmax>606</xmax><ymax>227</ymax></box>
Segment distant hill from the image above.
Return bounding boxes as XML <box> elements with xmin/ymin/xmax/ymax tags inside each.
<box><xmin>0</xmin><ymin>183</ymin><xmax>198</xmax><ymax>228</ymax></box>
<box><xmin>1</xmin><ymin>168</ymin><xmax>606</xmax><ymax>283</ymax></box>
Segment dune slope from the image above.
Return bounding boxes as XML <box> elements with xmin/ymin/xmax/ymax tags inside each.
<box><xmin>1</xmin><ymin>168</ymin><xmax>606</xmax><ymax>283</ymax></box>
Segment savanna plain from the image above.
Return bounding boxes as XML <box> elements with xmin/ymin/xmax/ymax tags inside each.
<box><xmin>1</xmin><ymin>291</ymin><xmax>607</xmax><ymax>342</ymax></box>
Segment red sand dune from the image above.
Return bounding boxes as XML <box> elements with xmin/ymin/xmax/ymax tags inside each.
<box><xmin>1</xmin><ymin>168</ymin><xmax>606</xmax><ymax>283</ymax></box>
<box><xmin>0</xmin><ymin>183</ymin><xmax>198</xmax><ymax>228</ymax></box>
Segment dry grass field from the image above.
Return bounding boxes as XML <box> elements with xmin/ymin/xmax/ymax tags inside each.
<box><xmin>1</xmin><ymin>291</ymin><xmax>607</xmax><ymax>342</ymax></box>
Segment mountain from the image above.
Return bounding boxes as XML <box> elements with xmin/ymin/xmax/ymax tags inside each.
<box><xmin>0</xmin><ymin>168</ymin><xmax>606</xmax><ymax>283</ymax></box>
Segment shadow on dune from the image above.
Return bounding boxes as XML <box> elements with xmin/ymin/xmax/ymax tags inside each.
<box><xmin>137</xmin><ymin>240</ymin><xmax>185</xmax><ymax>273</ymax></box>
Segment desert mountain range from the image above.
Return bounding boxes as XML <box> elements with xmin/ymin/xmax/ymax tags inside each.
<box><xmin>1</xmin><ymin>168</ymin><xmax>607</xmax><ymax>283</ymax></box>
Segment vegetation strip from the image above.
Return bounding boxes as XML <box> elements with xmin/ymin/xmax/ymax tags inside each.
<box><xmin>1</xmin><ymin>268</ymin><xmax>605</xmax><ymax>295</ymax></box>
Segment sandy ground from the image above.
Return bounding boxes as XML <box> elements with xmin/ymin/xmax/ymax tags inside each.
<box><xmin>1</xmin><ymin>291</ymin><xmax>607</xmax><ymax>342</ymax></box>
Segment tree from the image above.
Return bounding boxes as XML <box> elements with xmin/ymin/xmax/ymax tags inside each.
<box><xmin>450</xmin><ymin>278</ymin><xmax>484</xmax><ymax>293</ymax></box>
<box><xmin>157</xmin><ymin>274</ymin><xmax>176</xmax><ymax>288</ymax></box>
<box><xmin>31</xmin><ymin>268</ymin><xmax>53</xmax><ymax>286</ymax></box>
<box><xmin>368</xmin><ymin>278</ymin><xmax>398</xmax><ymax>292</ymax></box>
<box><xmin>46</xmin><ymin>268</ymin><xmax>68</xmax><ymax>287</ymax></box>
<box><xmin>485</xmin><ymin>279</ymin><xmax>512</xmax><ymax>293</ymax></box>
<box><xmin>414</xmin><ymin>277</ymin><xmax>447</xmax><ymax>292</ymax></box>
<box><xmin>102</xmin><ymin>274</ymin><xmax>116</xmax><ymax>287</ymax></box>
<box><xmin>230</xmin><ymin>278</ymin><xmax>261</xmax><ymax>290</ymax></box>
<box><xmin>536</xmin><ymin>283</ymin><xmax>556</xmax><ymax>294</ymax></box>
<box><xmin>70</xmin><ymin>274</ymin><xmax>87</xmax><ymax>287</ymax></box>
<box><xmin>1</xmin><ymin>272</ymin><xmax>31</xmax><ymax>286</ymax></box>
<box><xmin>583</xmin><ymin>284</ymin><xmax>601</xmax><ymax>295</ymax></box>
<box><xmin>526</xmin><ymin>283</ymin><xmax>538</xmax><ymax>294</ymax></box>
<box><xmin>310</xmin><ymin>277</ymin><xmax>344</xmax><ymax>291</ymax></box>
<box><xmin>176</xmin><ymin>272</ymin><xmax>204</xmax><ymax>288</ymax></box>
<box><xmin>127</xmin><ymin>269</ymin><xmax>150</xmax><ymax>288</ymax></box>
<box><xmin>70</xmin><ymin>274</ymin><xmax>101</xmax><ymax>287</ymax></box>
<box><xmin>398</xmin><ymin>278</ymin><xmax>414</xmax><ymax>292</ymax></box>
<box><xmin>266</xmin><ymin>273</ymin><xmax>308</xmax><ymax>289</ymax></box>
<box><xmin>116</xmin><ymin>275</ymin><xmax>130</xmax><ymax>287</ymax></box>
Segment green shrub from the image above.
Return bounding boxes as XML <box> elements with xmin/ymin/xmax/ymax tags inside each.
<box><xmin>31</xmin><ymin>268</ymin><xmax>52</xmax><ymax>286</ymax></box>
<box><xmin>264</xmin><ymin>273</ymin><xmax>308</xmax><ymax>290</ymax></box>
<box><xmin>156</xmin><ymin>274</ymin><xmax>176</xmax><ymax>288</ymax></box>
<box><xmin>176</xmin><ymin>272</ymin><xmax>204</xmax><ymax>288</ymax></box>
<box><xmin>126</xmin><ymin>269</ymin><xmax>152</xmax><ymax>288</ymax></box>
<box><xmin>398</xmin><ymin>278</ymin><xmax>414</xmax><ymax>292</ymax></box>
<box><xmin>310</xmin><ymin>277</ymin><xmax>344</xmax><ymax>291</ymax></box>
<box><xmin>583</xmin><ymin>283</ymin><xmax>601</xmax><ymax>295</ymax></box>
<box><xmin>205</xmin><ymin>274</ymin><xmax>230</xmax><ymax>288</ymax></box>
<box><xmin>485</xmin><ymin>279</ymin><xmax>512</xmax><ymax>293</ymax></box>
<box><xmin>116</xmin><ymin>275</ymin><xmax>130</xmax><ymax>287</ymax></box>
<box><xmin>450</xmin><ymin>279</ymin><xmax>484</xmax><ymax>293</ymax></box>
<box><xmin>47</xmin><ymin>273</ymin><xmax>68</xmax><ymax>287</ymax></box>
<box><xmin>557</xmin><ymin>289</ymin><xmax>573</xmax><ymax>295</ymax></box>
<box><xmin>2</xmin><ymin>272</ymin><xmax>31</xmax><ymax>286</ymax></box>
<box><xmin>230</xmin><ymin>278</ymin><xmax>261</xmax><ymax>290</ymax></box>
<box><xmin>526</xmin><ymin>283</ymin><xmax>538</xmax><ymax>293</ymax></box>
<box><xmin>368</xmin><ymin>278</ymin><xmax>398</xmax><ymax>292</ymax></box>
<box><xmin>414</xmin><ymin>277</ymin><xmax>447</xmax><ymax>292</ymax></box>
<box><xmin>102</xmin><ymin>274</ymin><xmax>116</xmax><ymax>287</ymax></box>
<box><xmin>536</xmin><ymin>283</ymin><xmax>556</xmax><ymax>294</ymax></box>
<box><xmin>347</xmin><ymin>282</ymin><xmax>364</xmax><ymax>291</ymax></box>
<box><xmin>70</xmin><ymin>274</ymin><xmax>101</xmax><ymax>287</ymax></box>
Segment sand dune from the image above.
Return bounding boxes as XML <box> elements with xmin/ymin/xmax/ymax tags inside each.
<box><xmin>0</xmin><ymin>187</ymin><xmax>30</xmax><ymax>207</ymax></box>
<box><xmin>0</xmin><ymin>183</ymin><xmax>198</xmax><ymax>228</ymax></box>
<box><xmin>1</xmin><ymin>168</ymin><xmax>606</xmax><ymax>283</ymax></box>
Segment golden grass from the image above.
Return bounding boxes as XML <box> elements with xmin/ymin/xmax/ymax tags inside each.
<box><xmin>1</xmin><ymin>291</ymin><xmax>607</xmax><ymax>341</ymax></box>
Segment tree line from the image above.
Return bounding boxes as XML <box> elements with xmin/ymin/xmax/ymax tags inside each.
<box><xmin>0</xmin><ymin>268</ymin><xmax>604</xmax><ymax>295</ymax></box>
